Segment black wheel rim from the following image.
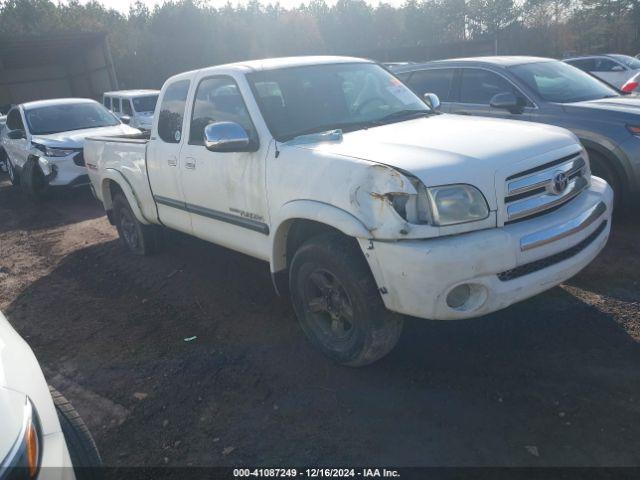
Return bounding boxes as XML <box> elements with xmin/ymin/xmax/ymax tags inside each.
<box><xmin>302</xmin><ymin>268</ymin><xmax>356</xmax><ymax>346</ymax></box>
<box><xmin>119</xmin><ymin>208</ymin><xmax>139</xmax><ymax>250</ymax></box>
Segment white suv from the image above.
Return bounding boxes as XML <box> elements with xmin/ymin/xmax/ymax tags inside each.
<box><xmin>102</xmin><ymin>90</ymin><xmax>159</xmax><ymax>131</ymax></box>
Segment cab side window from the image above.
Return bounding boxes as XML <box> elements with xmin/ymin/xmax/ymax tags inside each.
<box><xmin>189</xmin><ymin>76</ymin><xmax>256</xmax><ymax>146</ymax></box>
<box><xmin>112</xmin><ymin>98</ymin><xmax>121</xmax><ymax>113</ymax></box>
<box><xmin>122</xmin><ymin>100</ymin><xmax>133</xmax><ymax>116</ymax></box>
<box><xmin>103</xmin><ymin>97</ymin><xmax>112</xmax><ymax>109</ymax></box>
<box><xmin>460</xmin><ymin>69</ymin><xmax>524</xmax><ymax>105</ymax></box>
<box><xmin>158</xmin><ymin>79</ymin><xmax>191</xmax><ymax>144</ymax></box>
<box><xmin>6</xmin><ymin>109</ymin><xmax>24</xmax><ymax>131</ymax></box>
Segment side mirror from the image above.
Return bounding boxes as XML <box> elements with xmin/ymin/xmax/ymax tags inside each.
<box><xmin>204</xmin><ymin>122</ymin><xmax>251</xmax><ymax>152</ymax></box>
<box><xmin>490</xmin><ymin>92</ymin><xmax>524</xmax><ymax>114</ymax></box>
<box><xmin>8</xmin><ymin>129</ymin><xmax>26</xmax><ymax>140</ymax></box>
<box><xmin>423</xmin><ymin>92</ymin><xmax>441</xmax><ymax>110</ymax></box>
<box><xmin>120</xmin><ymin>115</ymin><xmax>131</xmax><ymax>125</ymax></box>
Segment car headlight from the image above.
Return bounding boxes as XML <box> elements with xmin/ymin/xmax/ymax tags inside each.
<box><xmin>426</xmin><ymin>184</ymin><xmax>489</xmax><ymax>226</ymax></box>
<box><xmin>32</xmin><ymin>143</ymin><xmax>77</xmax><ymax>157</ymax></box>
<box><xmin>2</xmin><ymin>397</ymin><xmax>42</xmax><ymax>479</ymax></box>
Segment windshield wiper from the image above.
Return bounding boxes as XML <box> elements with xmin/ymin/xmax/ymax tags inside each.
<box><xmin>280</xmin><ymin>121</ymin><xmax>377</xmax><ymax>142</ymax></box>
<box><xmin>373</xmin><ymin>109</ymin><xmax>433</xmax><ymax>125</ymax></box>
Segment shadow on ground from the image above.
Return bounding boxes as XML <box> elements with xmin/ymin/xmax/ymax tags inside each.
<box><xmin>4</xmin><ymin>218</ymin><xmax>639</xmax><ymax>467</ymax></box>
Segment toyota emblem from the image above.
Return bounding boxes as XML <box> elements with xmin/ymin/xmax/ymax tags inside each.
<box><xmin>551</xmin><ymin>171</ymin><xmax>568</xmax><ymax>195</ymax></box>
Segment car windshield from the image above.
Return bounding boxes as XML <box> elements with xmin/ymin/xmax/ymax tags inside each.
<box><xmin>510</xmin><ymin>61</ymin><xmax>619</xmax><ymax>103</ymax></box>
<box><xmin>247</xmin><ymin>62</ymin><xmax>430</xmax><ymax>141</ymax></box>
<box><xmin>609</xmin><ymin>54</ymin><xmax>640</xmax><ymax>69</ymax></box>
<box><xmin>132</xmin><ymin>95</ymin><xmax>158</xmax><ymax>113</ymax></box>
<box><xmin>25</xmin><ymin>102</ymin><xmax>120</xmax><ymax>135</ymax></box>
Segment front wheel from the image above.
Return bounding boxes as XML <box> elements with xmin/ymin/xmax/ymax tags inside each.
<box><xmin>21</xmin><ymin>158</ymin><xmax>48</xmax><ymax>199</ymax></box>
<box><xmin>289</xmin><ymin>233</ymin><xmax>404</xmax><ymax>367</ymax></box>
<box><xmin>5</xmin><ymin>155</ymin><xmax>19</xmax><ymax>186</ymax></box>
<box><xmin>50</xmin><ymin>387</ymin><xmax>103</xmax><ymax>480</ymax></box>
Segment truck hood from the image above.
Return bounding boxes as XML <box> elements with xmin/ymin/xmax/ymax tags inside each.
<box><xmin>563</xmin><ymin>95</ymin><xmax>640</xmax><ymax>122</ymax></box>
<box><xmin>297</xmin><ymin>114</ymin><xmax>579</xmax><ymax>207</ymax></box>
<box><xmin>0</xmin><ymin>387</ymin><xmax>27</xmax><ymax>463</ymax></box>
<box><xmin>32</xmin><ymin>124</ymin><xmax>140</xmax><ymax>149</ymax></box>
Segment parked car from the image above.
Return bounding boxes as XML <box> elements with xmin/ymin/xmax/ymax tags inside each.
<box><xmin>564</xmin><ymin>54</ymin><xmax>640</xmax><ymax>90</ymax></box>
<box><xmin>1</xmin><ymin>98</ymin><xmax>139</xmax><ymax>198</ymax></box>
<box><xmin>85</xmin><ymin>56</ymin><xmax>612</xmax><ymax>366</ymax></box>
<box><xmin>0</xmin><ymin>310</ymin><xmax>102</xmax><ymax>479</ymax></box>
<box><xmin>394</xmin><ymin>56</ymin><xmax>640</xmax><ymax>203</ymax></box>
<box><xmin>102</xmin><ymin>90</ymin><xmax>159</xmax><ymax>131</ymax></box>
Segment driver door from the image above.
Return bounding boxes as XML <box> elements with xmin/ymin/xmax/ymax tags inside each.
<box><xmin>178</xmin><ymin>74</ymin><xmax>270</xmax><ymax>259</ymax></box>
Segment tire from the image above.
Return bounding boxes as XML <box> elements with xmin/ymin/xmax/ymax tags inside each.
<box><xmin>289</xmin><ymin>233</ymin><xmax>404</xmax><ymax>367</ymax></box>
<box><xmin>50</xmin><ymin>386</ymin><xmax>104</xmax><ymax>480</ymax></box>
<box><xmin>112</xmin><ymin>192</ymin><xmax>160</xmax><ymax>255</ymax></box>
<box><xmin>5</xmin><ymin>155</ymin><xmax>19</xmax><ymax>187</ymax></box>
<box><xmin>21</xmin><ymin>158</ymin><xmax>48</xmax><ymax>200</ymax></box>
<box><xmin>588</xmin><ymin>149</ymin><xmax>622</xmax><ymax>205</ymax></box>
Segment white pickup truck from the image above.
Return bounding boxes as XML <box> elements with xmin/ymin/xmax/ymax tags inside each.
<box><xmin>85</xmin><ymin>56</ymin><xmax>613</xmax><ymax>366</ymax></box>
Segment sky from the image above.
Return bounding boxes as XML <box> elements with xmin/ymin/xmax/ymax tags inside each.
<box><xmin>93</xmin><ymin>0</ymin><xmax>397</xmax><ymax>13</ymax></box>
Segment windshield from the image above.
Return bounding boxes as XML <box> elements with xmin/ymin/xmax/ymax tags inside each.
<box><xmin>132</xmin><ymin>95</ymin><xmax>158</xmax><ymax>113</ymax></box>
<box><xmin>510</xmin><ymin>61</ymin><xmax>619</xmax><ymax>103</ymax></box>
<box><xmin>609</xmin><ymin>54</ymin><xmax>640</xmax><ymax>70</ymax></box>
<box><xmin>247</xmin><ymin>62</ymin><xmax>429</xmax><ymax>141</ymax></box>
<box><xmin>25</xmin><ymin>102</ymin><xmax>120</xmax><ymax>135</ymax></box>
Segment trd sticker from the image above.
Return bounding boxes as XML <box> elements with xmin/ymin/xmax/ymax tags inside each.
<box><xmin>229</xmin><ymin>207</ymin><xmax>264</xmax><ymax>222</ymax></box>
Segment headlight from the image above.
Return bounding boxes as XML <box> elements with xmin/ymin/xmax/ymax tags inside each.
<box><xmin>426</xmin><ymin>184</ymin><xmax>489</xmax><ymax>226</ymax></box>
<box><xmin>32</xmin><ymin>143</ymin><xmax>77</xmax><ymax>157</ymax></box>
<box><xmin>2</xmin><ymin>397</ymin><xmax>42</xmax><ymax>479</ymax></box>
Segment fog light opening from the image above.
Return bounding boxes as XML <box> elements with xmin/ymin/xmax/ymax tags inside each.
<box><xmin>446</xmin><ymin>284</ymin><xmax>471</xmax><ymax>309</ymax></box>
<box><xmin>445</xmin><ymin>283</ymin><xmax>488</xmax><ymax>312</ymax></box>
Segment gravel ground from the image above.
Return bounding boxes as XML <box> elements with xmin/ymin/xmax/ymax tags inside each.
<box><xmin>0</xmin><ymin>175</ymin><xmax>639</xmax><ymax>467</ymax></box>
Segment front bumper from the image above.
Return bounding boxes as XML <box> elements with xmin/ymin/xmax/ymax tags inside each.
<box><xmin>361</xmin><ymin>177</ymin><xmax>613</xmax><ymax>321</ymax></box>
<box><xmin>37</xmin><ymin>153</ymin><xmax>89</xmax><ymax>187</ymax></box>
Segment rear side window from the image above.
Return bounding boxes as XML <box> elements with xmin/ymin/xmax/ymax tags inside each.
<box><xmin>6</xmin><ymin>109</ymin><xmax>24</xmax><ymax>131</ymax></box>
<box><xmin>112</xmin><ymin>98</ymin><xmax>121</xmax><ymax>113</ymax></box>
<box><xmin>158</xmin><ymin>80</ymin><xmax>191</xmax><ymax>144</ymax></box>
<box><xmin>460</xmin><ymin>69</ymin><xmax>519</xmax><ymax>105</ymax></box>
<box><xmin>103</xmin><ymin>96</ymin><xmax>111</xmax><ymax>109</ymax></box>
<box><xmin>592</xmin><ymin>58</ymin><xmax>623</xmax><ymax>72</ymax></box>
<box><xmin>405</xmin><ymin>69</ymin><xmax>455</xmax><ymax>101</ymax></box>
<box><xmin>122</xmin><ymin>100</ymin><xmax>133</xmax><ymax>116</ymax></box>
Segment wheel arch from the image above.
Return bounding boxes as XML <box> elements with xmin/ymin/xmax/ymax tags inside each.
<box><xmin>581</xmin><ymin>138</ymin><xmax>630</xmax><ymax>197</ymax></box>
<box><xmin>269</xmin><ymin>201</ymin><xmax>372</xmax><ymax>294</ymax></box>
<box><xmin>100</xmin><ymin>171</ymin><xmax>150</xmax><ymax>225</ymax></box>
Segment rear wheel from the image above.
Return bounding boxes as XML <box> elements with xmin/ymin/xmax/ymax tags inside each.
<box><xmin>113</xmin><ymin>192</ymin><xmax>160</xmax><ymax>255</ymax></box>
<box><xmin>289</xmin><ymin>233</ymin><xmax>404</xmax><ymax>367</ymax></box>
<box><xmin>50</xmin><ymin>387</ymin><xmax>103</xmax><ymax>480</ymax></box>
<box><xmin>588</xmin><ymin>149</ymin><xmax>622</xmax><ymax>205</ymax></box>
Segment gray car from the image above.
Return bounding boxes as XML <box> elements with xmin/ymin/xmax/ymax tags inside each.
<box><xmin>393</xmin><ymin>56</ymin><xmax>640</xmax><ymax>203</ymax></box>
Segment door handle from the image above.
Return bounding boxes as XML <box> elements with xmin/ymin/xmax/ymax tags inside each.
<box><xmin>167</xmin><ymin>156</ymin><xmax>178</xmax><ymax>166</ymax></box>
<box><xmin>184</xmin><ymin>157</ymin><xmax>196</xmax><ymax>170</ymax></box>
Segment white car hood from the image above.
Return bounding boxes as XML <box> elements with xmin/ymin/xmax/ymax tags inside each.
<box><xmin>32</xmin><ymin>124</ymin><xmax>140</xmax><ymax>149</ymax></box>
<box><xmin>296</xmin><ymin>114</ymin><xmax>579</xmax><ymax>208</ymax></box>
<box><xmin>306</xmin><ymin>114</ymin><xmax>576</xmax><ymax>184</ymax></box>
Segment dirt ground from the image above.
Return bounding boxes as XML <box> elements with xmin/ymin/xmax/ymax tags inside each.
<box><xmin>0</xmin><ymin>174</ymin><xmax>639</xmax><ymax>468</ymax></box>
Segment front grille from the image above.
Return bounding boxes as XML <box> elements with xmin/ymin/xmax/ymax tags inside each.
<box><xmin>497</xmin><ymin>220</ymin><xmax>607</xmax><ymax>281</ymax></box>
<box><xmin>504</xmin><ymin>153</ymin><xmax>589</xmax><ymax>223</ymax></box>
<box><xmin>73</xmin><ymin>151</ymin><xmax>85</xmax><ymax>166</ymax></box>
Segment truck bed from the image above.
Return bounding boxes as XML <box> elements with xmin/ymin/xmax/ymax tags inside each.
<box><xmin>84</xmin><ymin>133</ymin><xmax>158</xmax><ymax>225</ymax></box>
